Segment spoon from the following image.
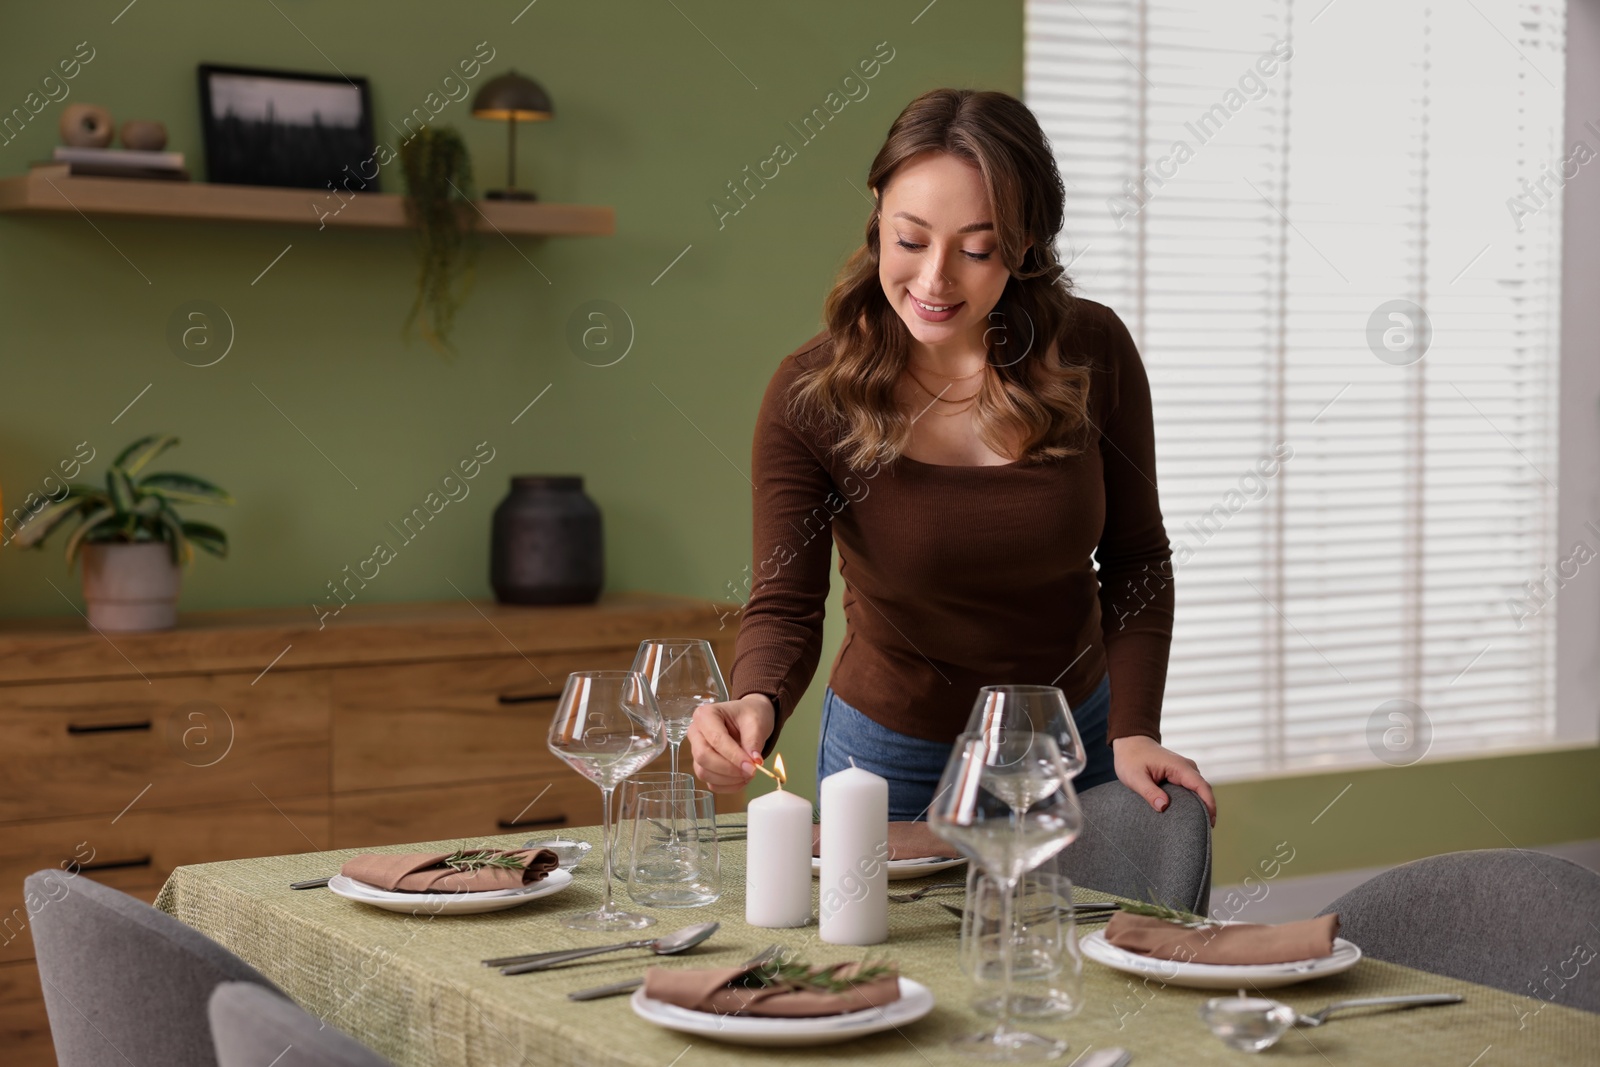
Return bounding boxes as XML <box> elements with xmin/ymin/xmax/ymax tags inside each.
<box><xmin>491</xmin><ymin>921</ymin><xmax>720</xmax><ymax>975</ymax></box>
<box><xmin>522</xmin><ymin>837</ymin><xmax>592</xmax><ymax>870</ymax></box>
<box><xmin>1293</xmin><ymin>993</ymin><xmax>1463</xmax><ymax>1028</ymax></box>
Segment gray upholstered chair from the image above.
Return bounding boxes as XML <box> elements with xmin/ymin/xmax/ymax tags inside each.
<box><xmin>1052</xmin><ymin>782</ymin><xmax>1212</xmax><ymax>915</ymax></box>
<box><xmin>26</xmin><ymin>870</ymin><xmax>283</xmax><ymax>1066</ymax></box>
<box><xmin>210</xmin><ymin>982</ymin><xmax>396</xmax><ymax>1067</ymax></box>
<box><xmin>1316</xmin><ymin>849</ymin><xmax>1600</xmax><ymax>1012</ymax></box>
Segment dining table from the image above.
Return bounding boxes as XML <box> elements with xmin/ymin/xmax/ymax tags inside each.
<box><xmin>154</xmin><ymin>824</ymin><xmax>1600</xmax><ymax>1066</ymax></box>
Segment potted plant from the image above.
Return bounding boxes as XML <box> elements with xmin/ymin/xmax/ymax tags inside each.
<box><xmin>398</xmin><ymin>125</ymin><xmax>478</xmax><ymax>357</ymax></box>
<box><xmin>12</xmin><ymin>434</ymin><xmax>232</xmax><ymax>631</ymax></box>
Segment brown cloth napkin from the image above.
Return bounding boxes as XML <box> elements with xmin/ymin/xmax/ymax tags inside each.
<box><xmin>810</xmin><ymin>822</ymin><xmax>957</xmax><ymax>861</ymax></box>
<box><xmin>643</xmin><ymin>960</ymin><xmax>902</xmax><ymax>1018</ymax></box>
<box><xmin>339</xmin><ymin>848</ymin><xmax>559</xmax><ymax>893</ymax></box>
<box><xmin>1104</xmin><ymin>911</ymin><xmax>1341</xmax><ymax>965</ymax></box>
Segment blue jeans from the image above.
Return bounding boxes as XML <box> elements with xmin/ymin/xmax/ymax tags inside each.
<box><xmin>816</xmin><ymin>673</ymin><xmax>1119</xmax><ymax>821</ymax></box>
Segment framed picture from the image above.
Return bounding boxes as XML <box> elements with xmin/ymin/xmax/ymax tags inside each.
<box><xmin>198</xmin><ymin>63</ymin><xmax>378</xmax><ymax>191</ymax></box>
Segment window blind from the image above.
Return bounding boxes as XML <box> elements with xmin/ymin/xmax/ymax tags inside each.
<box><xmin>1026</xmin><ymin>0</ymin><xmax>1566</xmax><ymax>779</ymax></box>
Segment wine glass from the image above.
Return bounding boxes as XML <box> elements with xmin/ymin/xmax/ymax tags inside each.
<box><xmin>965</xmin><ymin>685</ymin><xmax>1087</xmax><ymax>779</ymax></box>
<box><xmin>929</xmin><ymin>731</ymin><xmax>1084</xmax><ymax>1061</ymax></box>
<box><xmin>546</xmin><ymin>670</ymin><xmax>666</xmax><ymax>931</ymax></box>
<box><xmin>631</xmin><ymin>639</ymin><xmax>728</xmax><ymax>779</ymax></box>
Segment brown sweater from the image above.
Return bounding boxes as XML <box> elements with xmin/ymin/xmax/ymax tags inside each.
<box><xmin>728</xmin><ymin>297</ymin><xmax>1174</xmax><ymax>750</ymax></box>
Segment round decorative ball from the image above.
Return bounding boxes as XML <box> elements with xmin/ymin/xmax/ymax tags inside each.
<box><xmin>59</xmin><ymin>104</ymin><xmax>114</xmax><ymax>148</ymax></box>
<box><xmin>119</xmin><ymin>120</ymin><xmax>168</xmax><ymax>151</ymax></box>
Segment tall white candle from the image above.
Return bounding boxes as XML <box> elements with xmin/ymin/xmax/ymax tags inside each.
<box><xmin>744</xmin><ymin>772</ymin><xmax>813</xmax><ymax>929</ymax></box>
<box><xmin>818</xmin><ymin>764</ymin><xmax>888</xmax><ymax>945</ymax></box>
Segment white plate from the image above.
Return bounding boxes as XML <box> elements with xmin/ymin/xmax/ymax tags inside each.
<box><xmin>1079</xmin><ymin>927</ymin><xmax>1362</xmax><ymax>989</ymax></box>
<box><xmin>630</xmin><ymin>977</ymin><xmax>935</xmax><ymax>1046</ymax></box>
<box><xmin>810</xmin><ymin>856</ymin><xmax>966</xmax><ymax>881</ymax></box>
<box><xmin>327</xmin><ymin>870</ymin><xmax>572</xmax><ymax>915</ymax></box>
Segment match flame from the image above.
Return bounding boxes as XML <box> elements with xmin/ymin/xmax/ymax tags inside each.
<box><xmin>753</xmin><ymin>751</ymin><xmax>789</xmax><ymax>790</ymax></box>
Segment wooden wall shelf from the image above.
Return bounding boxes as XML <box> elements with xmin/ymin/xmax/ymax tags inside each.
<box><xmin>0</xmin><ymin>164</ymin><xmax>614</xmax><ymax>237</ymax></box>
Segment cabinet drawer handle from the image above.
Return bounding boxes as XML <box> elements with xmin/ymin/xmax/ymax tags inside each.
<box><xmin>67</xmin><ymin>721</ymin><xmax>152</xmax><ymax>735</ymax></box>
<box><xmin>79</xmin><ymin>856</ymin><xmax>153</xmax><ymax>872</ymax></box>
<box><xmin>496</xmin><ymin>693</ymin><xmax>549</xmax><ymax>705</ymax></box>
<box><xmin>497</xmin><ymin>813</ymin><xmax>568</xmax><ymax>830</ymax></box>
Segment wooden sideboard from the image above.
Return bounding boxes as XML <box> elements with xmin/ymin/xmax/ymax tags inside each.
<box><xmin>0</xmin><ymin>591</ymin><xmax>740</xmax><ymax>1065</ymax></box>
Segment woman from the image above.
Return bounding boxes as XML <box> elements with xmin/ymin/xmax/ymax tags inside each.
<box><xmin>687</xmin><ymin>88</ymin><xmax>1215</xmax><ymax>825</ymax></box>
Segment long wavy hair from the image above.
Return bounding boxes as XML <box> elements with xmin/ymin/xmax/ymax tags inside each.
<box><xmin>788</xmin><ymin>88</ymin><xmax>1094</xmax><ymax>471</ymax></box>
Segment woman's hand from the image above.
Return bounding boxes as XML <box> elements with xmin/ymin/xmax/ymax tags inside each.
<box><xmin>686</xmin><ymin>694</ymin><xmax>776</xmax><ymax>793</ymax></box>
<box><xmin>1112</xmin><ymin>735</ymin><xmax>1217</xmax><ymax>826</ymax></box>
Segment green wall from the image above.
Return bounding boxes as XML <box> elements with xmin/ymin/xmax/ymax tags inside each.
<box><xmin>0</xmin><ymin>0</ymin><xmax>1022</xmax><ymax>621</ymax></box>
<box><xmin>1208</xmin><ymin>745</ymin><xmax>1600</xmax><ymax>886</ymax></box>
<box><xmin>3</xmin><ymin>1</ymin><xmax>1594</xmax><ymax>879</ymax></box>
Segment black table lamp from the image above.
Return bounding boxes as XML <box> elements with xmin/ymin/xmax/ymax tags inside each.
<box><xmin>471</xmin><ymin>71</ymin><xmax>553</xmax><ymax>201</ymax></box>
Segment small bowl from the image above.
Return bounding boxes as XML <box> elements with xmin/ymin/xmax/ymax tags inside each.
<box><xmin>523</xmin><ymin>837</ymin><xmax>592</xmax><ymax>870</ymax></box>
<box><xmin>1198</xmin><ymin>992</ymin><xmax>1297</xmax><ymax>1052</ymax></box>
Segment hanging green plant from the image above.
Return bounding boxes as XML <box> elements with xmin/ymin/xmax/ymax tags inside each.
<box><xmin>398</xmin><ymin>125</ymin><xmax>478</xmax><ymax>357</ymax></box>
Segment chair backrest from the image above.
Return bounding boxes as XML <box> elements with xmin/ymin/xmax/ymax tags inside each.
<box><xmin>25</xmin><ymin>870</ymin><xmax>282</xmax><ymax>1067</ymax></box>
<box><xmin>1054</xmin><ymin>782</ymin><xmax>1212</xmax><ymax>915</ymax></box>
<box><xmin>1316</xmin><ymin>849</ymin><xmax>1600</xmax><ymax>1013</ymax></box>
<box><xmin>210</xmin><ymin>982</ymin><xmax>396</xmax><ymax>1067</ymax></box>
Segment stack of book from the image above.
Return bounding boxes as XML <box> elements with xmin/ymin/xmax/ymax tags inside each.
<box><xmin>47</xmin><ymin>146</ymin><xmax>190</xmax><ymax>181</ymax></box>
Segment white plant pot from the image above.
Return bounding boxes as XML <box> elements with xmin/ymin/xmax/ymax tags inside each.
<box><xmin>80</xmin><ymin>542</ymin><xmax>182</xmax><ymax>632</ymax></box>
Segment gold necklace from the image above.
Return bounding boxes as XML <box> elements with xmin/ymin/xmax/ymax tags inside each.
<box><xmin>908</xmin><ymin>358</ymin><xmax>987</xmax><ymax>381</ymax></box>
<box><xmin>905</xmin><ymin>366</ymin><xmax>984</xmax><ymax>404</ymax></box>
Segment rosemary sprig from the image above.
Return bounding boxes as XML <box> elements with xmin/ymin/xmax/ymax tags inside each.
<box><xmin>1119</xmin><ymin>892</ymin><xmax>1218</xmax><ymax>928</ymax></box>
<box><xmin>439</xmin><ymin>849</ymin><xmax>525</xmax><ymax>874</ymax></box>
<box><xmin>740</xmin><ymin>956</ymin><xmax>898</xmax><ymax>993</ymax></box>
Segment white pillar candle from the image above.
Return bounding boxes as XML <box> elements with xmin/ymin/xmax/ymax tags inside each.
<box><xmin>745</xmin><ymin>780</ymin><xmax>814</xmax><ymax>928</ymax></box>
<box><xmin>818</xmin><ymin>765</ymin><xmax>889</xmax><ymax>945</ymax></box>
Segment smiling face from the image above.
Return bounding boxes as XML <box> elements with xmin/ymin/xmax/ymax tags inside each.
<box><xmin>876</xmin><ymin>150</ymin><xmax>1021</xmax><ymax>359</ymax></box>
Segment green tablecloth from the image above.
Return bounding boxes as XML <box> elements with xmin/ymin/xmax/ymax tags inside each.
<box><xmin>155</xmin><ymin>825</ymin><xmax>1598</xmax><ymax>1066</ymax></box>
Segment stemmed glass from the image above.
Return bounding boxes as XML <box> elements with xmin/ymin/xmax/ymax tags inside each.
<box><xmin>965</xmin><ymin>685</ymin><xmax>1087</xmax><ymax>779</ymax></box>
<box><xmin>929</xmin><ymin>730</ymin><xmax>1084</xmax><ymax>1061</ymax></box>
<box><xmin>546</xmin><ymin>670</ymin><xmax>666</xmax><ymax>931</ymax></box>
<box><xmin>631</xmin><ymin>639</ymin><xmax>729</xmax><ymax>779</ymax></box>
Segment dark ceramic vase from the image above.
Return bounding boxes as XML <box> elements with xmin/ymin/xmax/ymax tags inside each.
<box><xmin>490</xmin><ymin>475</ymin><xmax>603</xmax><ymax>605</ymax></box>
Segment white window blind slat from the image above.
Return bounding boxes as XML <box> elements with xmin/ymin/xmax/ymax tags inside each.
<box><xmin>1027</xmin><ymin>0</ymin><xmax>1564</xmax><ymax>780</ymax></box>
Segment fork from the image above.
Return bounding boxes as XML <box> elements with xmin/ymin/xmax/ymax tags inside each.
<box><xmin>888</xmin><ymin>881</ymin><xmax>967</xmax><ymax>903</ymax></box>
<box><xmin>565</xmin><ymin>942</ymin><xmax>783</xmax><ymax>1001</ymax></box>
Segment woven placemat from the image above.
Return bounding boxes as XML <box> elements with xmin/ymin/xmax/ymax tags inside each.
<box><xmin>156</xmin><ymin>826</ymin><xmax>1600</xmax><ymax>1066</ymax></box>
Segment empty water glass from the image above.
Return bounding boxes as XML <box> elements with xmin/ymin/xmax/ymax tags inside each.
<box><xmin>961</xmin><ymin>868</ymin><xmax>1084</xmax><ymax>1020</ymax></box>
<box><xmin>626</xmin><ymin>789</ymin><xmax>721</xmax><ymax>908</ymax></box>
<box><xmin>618</xmin><ymin>771</ymin><xmax>694</xmax><ymax>878</ymax></box>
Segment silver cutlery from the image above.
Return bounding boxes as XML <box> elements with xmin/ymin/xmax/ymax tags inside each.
<box><xmin>290</xmin><ymin>877</ymin><xmax>331</xmax><ymax>890</ymax></box>
<box><xmin>492</xmin><ymin>920</ymin><xmax>721</xmax><ymax>974</ymax></box>
<box><xmin>521</xmin><ymin>838</ymin><xmax>592</xmax><ymax>870</ymax></box>
<box><xmin>1294</xmin><ymin>993</ymin><xmax>1463</xmax><ymax>1027</ymax></box>
<box><xmin>935</xmin><ymin>900</ymin><xmax>1120</xmax><ymax>922</ymax></box>
<box><xmin>888</xmin><ymin>881</ymin><xmax>968</xmax><ymax>903</ymax></box>
<box><xmin>566</xmin><ymin>942</ymin><xmax>780</xmax><ymax>1001</ymax></box>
